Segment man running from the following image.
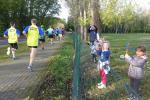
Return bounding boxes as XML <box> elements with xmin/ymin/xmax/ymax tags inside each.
<box><xmin>23</xmin><ymin>19</ymin><xmax>44</xmax><ymax>71</ymax></box>
<box><xmin>4</xmin><ymin>21</ymin><xmax>20</xmax><ymax>60</ymax></box>
<box><xmin>47</xmin><ymin>26</ymin><xmax>54</xmax><ymax>45</ymax></box>
<box><xmin>39</xmin><ymin>25</ymin><xmax>45</xmax><ymax>50</ymax></box>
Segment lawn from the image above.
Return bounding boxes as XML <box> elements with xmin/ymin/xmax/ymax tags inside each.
<box><xmin>80</xmin><ymin>33</ymin><xmax>150</xmax><ymax>100</ymax></box>
<box><xmin>0</xmin><ymin>36</ymin><xmax>49</xmax><ymax>62</ymax></box>
<box><xmin>0</xmin><ymin>42</ymin><xmax>29</xmax><ymax>62</ymax></box>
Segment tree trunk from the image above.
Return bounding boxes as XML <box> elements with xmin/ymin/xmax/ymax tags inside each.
<box><xmin>91</xmin><ymin>0</ymin><xmax>102</xmax><ymax>33</ymax></box>
<box><xmin>83</xmin><ymin>9</ymin><xmax>87</xmax><ymax>41</ymax></box>
<box><xmin>80</xmin><ymin>6</ymin><xmax>84</xmax><ymax>39</ymax></box>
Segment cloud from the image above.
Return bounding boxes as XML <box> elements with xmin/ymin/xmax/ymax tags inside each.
<box><xmin>56</xmin><ymin>0</ymin><xmax>70</xmax><ymax>21</ymax></box>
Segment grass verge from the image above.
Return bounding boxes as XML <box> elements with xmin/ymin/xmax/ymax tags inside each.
<box><xmin>80</xmin><ymin>33</ymin><xmax>150</xmax><ymax>100</ymax></box>
<box><xmin>32</xmin><ymin>34</ymin><xmax>74</xmax><ymax>100</ymax></box>
<box><xmin>0</xmin><ymin>42</ymin><xmax>29</xmax><ymax>62</ymax></box>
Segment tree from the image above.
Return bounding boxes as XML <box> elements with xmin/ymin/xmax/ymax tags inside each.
<box><xmin>0</xmin><ymin>0</ymin><xmax>60</xmax><ymax>32</ymax></box>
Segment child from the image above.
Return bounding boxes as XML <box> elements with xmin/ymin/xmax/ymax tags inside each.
<box><xmin>90</xmin><ymin>43</ymin><xmax>97</xmax><ymax>63</ymax></box>
<box><xmin>4</xmin><ymin>21</ymin><xmax>20</xmax><ymax>60</ymax></box>
<box><xmin>97</xmin><ymin>41</ymin><xmax>111</xmax><ymax>89</ymax></box>
<box><xmin>125</xmin><ymin>46</ymin><xmax>148</xmax><ymax>98</ymax></box>
<box><xmin>90</xmin><ymin>38</ymin><xmax>103</xmax><ymax>63</ymax></box>
<box><xmin>88</xmin><ymin>25</ymin><xmax>98</xmax><ymax>45</ymax></box>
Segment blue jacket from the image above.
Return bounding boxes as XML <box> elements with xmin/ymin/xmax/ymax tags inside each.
<box><xmin>89</xmin><ymin>31</ymin><xmax>97</xmax><ymax>42</ymax></box>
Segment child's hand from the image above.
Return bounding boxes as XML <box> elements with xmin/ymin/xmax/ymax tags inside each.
<box><xmin>141</xmin><ymin>55</ymin><xmax>148</xmax><ymax>60</ymax></box>
<box><xmin>125</xmin><ymin>53</ymin><xmax>129</xmax><ymax>58</ymax></box>
<box><xmin>125</xmin><ymin>50</ymin><xmax>128</xmax><ymax>54</ymax></box>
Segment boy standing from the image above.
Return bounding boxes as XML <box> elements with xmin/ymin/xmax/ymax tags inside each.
<box><xmin>4</xmin><ymin>21</ymin><xmax>20</xmax><ymax>60</ymax></box>
<box><xmin>23</xmin><ymin>19</ymin><xmax>44</xmax><ymax>71</ymax></box>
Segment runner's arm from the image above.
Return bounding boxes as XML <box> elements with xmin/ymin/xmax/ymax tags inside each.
<box><xmin>4</xmin><ymin>29</ymin><xmax>8</xmax><ymax>38</ymax></box>
<box><xmin>22</xmin><ymin>26</ymin><xmax>29</xmax><ymax>38</ymax></box>
<box><xmin>16</xmin><ymin>29</ymin><xmax>21</xmax><ymax>38</ymax></box>
<box><xmin>38</xmin><ymin>27</ymin><xmax>44</xmax><ymax>37</ymax></box>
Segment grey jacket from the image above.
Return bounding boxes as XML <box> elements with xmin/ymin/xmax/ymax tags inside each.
<box><xmin>125</xmin><ymin>55</ymin><xmax>148</xmax><ymax>79</ymax></box>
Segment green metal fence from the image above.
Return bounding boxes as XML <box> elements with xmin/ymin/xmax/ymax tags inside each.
<box><xmin>72</xmin><ymin>32</ymin><xmax>81</xmax><ymax>100</ymax></box>
<box><xmin>72</xmin><ymin>32</ymin><xmax>141</xmax><ymax>100</ymax></box>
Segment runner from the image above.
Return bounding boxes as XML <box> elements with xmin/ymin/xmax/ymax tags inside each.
<box><xmin>58</xmin><ymin>28</ymin><xmax>63</xmax><ymax>41</ymax></box>
<box><xmin>23</xmin><ymin>19</ymin><xmax>44</xmax><ymax>71</ymax></box>
<box><xmin>47</xmin><ymin>26</ymin><xmax>54</xmax><ymax>45</ymax></box>
<box><xmin>39</xmin><ymin>25</ymin><xmax>45</xmax><ymax>50</ymax></box>
<box><xmin>4</xmin><ymin>21</ymin><xmax>20</xmax><ymax>60</ymax></box>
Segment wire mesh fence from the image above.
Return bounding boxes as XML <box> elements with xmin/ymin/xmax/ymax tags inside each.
<box><xmin>72</xmin><ymin>33</ymin><xmax>142</xmax><ymax>100</ymax></box>
<box><xmin>72</xmin><ymin>32</ymin><xmax>81</xmax><ymax>100</ymax></box>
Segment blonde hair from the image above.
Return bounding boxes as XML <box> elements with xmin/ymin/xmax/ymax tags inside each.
<box><xmin>102</xmin><ymin>40</ymin><xmax>110</xmax><ymax>50</ymax></box>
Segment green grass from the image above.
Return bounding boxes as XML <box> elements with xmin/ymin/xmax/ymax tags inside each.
<box><xmin>0</xmin><ymin>42</ymin><xmax>29</xmax><ymax>62</ymax></box>
<box><xmin>80</xmin><ymin>33</ymin><xmax>150</xmax><ymax>100</ymax></box>
<box><xmin>0</xmin><ymin>37</ymin><xmax>51</xmax><ymax>62</ymax></box>
<box><xmin>33</xmin><ymin>34</ymin><xmax>74</xmax><ymax>100</ymax></box>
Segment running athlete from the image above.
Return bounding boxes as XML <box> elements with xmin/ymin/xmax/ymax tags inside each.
<box><xmin>4</xmin><ymin>21</ymin><xmax>20</xmax><ymax>60</ymax></box>
<box><xmin>23</xmin><ymin>19</ymin><xmax>44</xmax><ymax>71</ymax></box>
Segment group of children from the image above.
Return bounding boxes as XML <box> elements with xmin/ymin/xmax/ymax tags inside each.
<box><xmin>4</xmin><ymin>19</ymin><xmax>64</xmax><ymax>72</ymax></box>
<box><xmin>89</xmin><ymin>25</ymin><xmax>148</xmax><ymax>99</ymax></box>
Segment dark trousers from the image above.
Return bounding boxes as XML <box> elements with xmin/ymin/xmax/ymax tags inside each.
<box><xmin>130</xmin><ymin>77</ymin><xmax>141</xmax><ymax>94</ymax></box>
<box><xmin>90</xmin><ymin>41</ymin><xmax>94</xmax><ymax>45</ymax></box>
<box><xmin>92</xmin><ymin>54</ymin><xmax>97</xmax><ymax>62</ymax></box>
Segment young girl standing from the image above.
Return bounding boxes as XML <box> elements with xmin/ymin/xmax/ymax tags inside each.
<box><xmin>97</xmin><ymin>41</ymin><xmax>111</xmax><ymax>89</ymax></box>
<box><xmin>125</xmin><ymin>46</ymin><xmax>148</xmax><ymax>98</ymax></box>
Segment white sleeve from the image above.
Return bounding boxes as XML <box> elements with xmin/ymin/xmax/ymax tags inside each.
<box><xmin>97</xmin><ymin>33</ymin><xmax>100</xmax><ymax>40</ymax></box>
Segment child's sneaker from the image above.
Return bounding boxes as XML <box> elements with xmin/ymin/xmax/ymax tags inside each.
<box><xmin>97</xmin><ymin>84</ymin><xmax>106</xmax><ymax>89</ymax></box>
<box><xmin>93</xmin><ymin>58</ymin><xmax>97</xmax><ymax>63</ymax></box>
<box><xmin>127</xmin><ymin>96</ymin><xmax>136</xmax><ymax>100</ymax></box>
<box><xmin>97</xmin><ymin>82</ymin><xmax>102</xmax><ymax>86</ymax></box>
<box><xmin>127</xmin><ymin>94</ymin><xmax>136</xmax><ymax>100</ymax></box>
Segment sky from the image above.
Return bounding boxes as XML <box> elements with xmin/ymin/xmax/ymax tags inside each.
<box><xmin>57</xmin><ymin>0</ymin><xmax>150</xmax><ymax>21</ymax></box>
<box><xmin>134</xmin><ymin>0</ymin><xmax>150</xmax><ymax>10</ymax></box>
<box><xmin>56</xmin><ymin>0</ymin><xmax>70</xmax><ymax>22</ymax></box>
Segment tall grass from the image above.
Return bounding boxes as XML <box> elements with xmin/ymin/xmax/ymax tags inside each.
<box><xmin>34</xmin><ymin>35</ymin><xmax>74</xmax><ymax>100</ymax></box>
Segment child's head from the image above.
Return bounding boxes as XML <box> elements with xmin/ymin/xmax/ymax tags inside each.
<box><xmin>102</xmin><ymin>41</ymin><xmax>110</xmax><ymax>51</ymax></box>
<box><xmin>95</xmin><ymin>43</ymin><xmax>102</xmax><ymax>50</ymax></box>
<box><xmin>136</xmin><ymin>46</ymin><xmax>146</xmax><ymax>57</ymax></box>
<box><xmin>97</xmin><ymin>37</ymin><xmax>104</xmax><ymax>47</ymax></box>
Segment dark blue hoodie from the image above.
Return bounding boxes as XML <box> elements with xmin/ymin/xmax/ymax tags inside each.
<box><xmin>89</xmin><ymin>31</ymin><xmax>97</xmax><ymax>42</ymax></box>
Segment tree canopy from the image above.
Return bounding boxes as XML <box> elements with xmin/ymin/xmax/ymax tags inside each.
<box><xmin>66</xmin><ymin>0</ymin><xmax>150</xmax><ymax>38</ymax></box>
<box><xmin>0</xmin><ymin>0</ymin><xmax>61</xmax><ymax>33</ymax></box>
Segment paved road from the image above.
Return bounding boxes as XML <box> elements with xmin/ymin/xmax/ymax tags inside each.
<box><xmin>0</xmin><ymin>41</ymin><xmax>61</xmax><ymax>100</ymax></box>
